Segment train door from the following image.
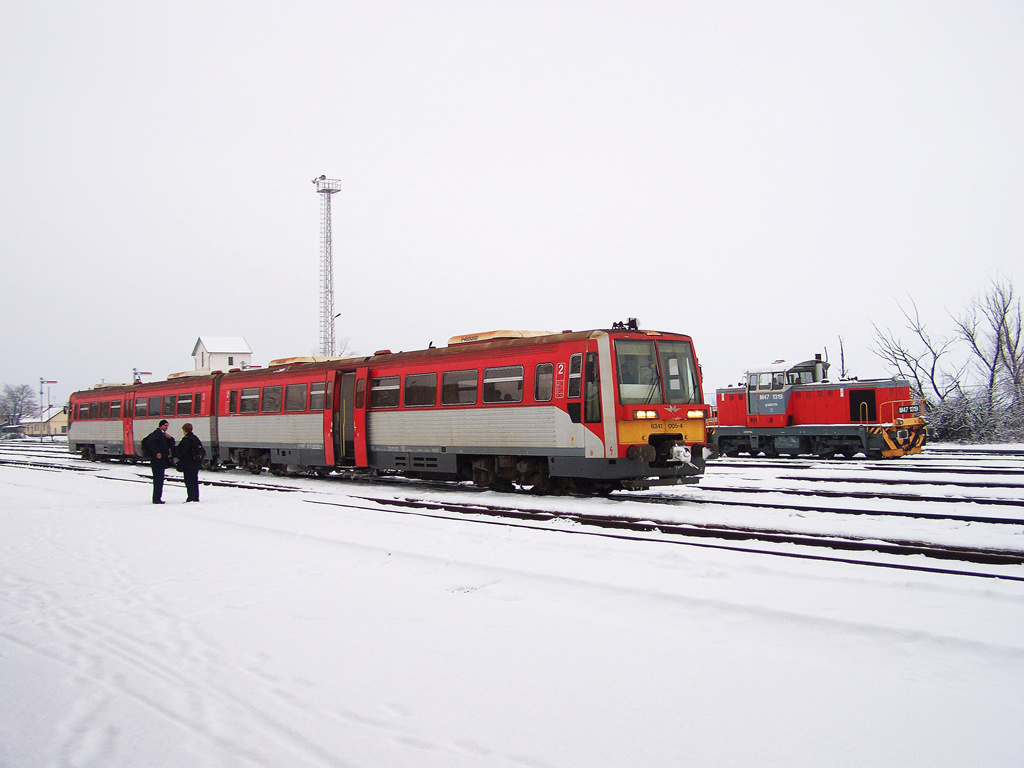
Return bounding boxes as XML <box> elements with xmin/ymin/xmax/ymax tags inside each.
<box><xmin>849</xmin><ymin>389</ymin><xmax>877</xmax><ymax>422</ymax></box>
<box><xmin>331</xmin><ymin>371</ymin><xmax>357</xmax><ymax>465</ymax></box>
<box><xmin>124</xmin><ymin>395</ymin><xmax>135</xmax><ymax>455</ymax></box>
<box><xmin>353</xmin><ymin>367</ymin><xmax>369</xmax><ymax>466</ymax></box>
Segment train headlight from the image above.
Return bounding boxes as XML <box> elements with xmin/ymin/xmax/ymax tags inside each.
<box><xmin>686</xmin><ymin>409</ymin><xmax>705</xmax><ymax>419</ymax></box>
<box><xmin>633</xmin><ymin>410</ymin><xmax>657</xmax><ymax>419</ymax></box>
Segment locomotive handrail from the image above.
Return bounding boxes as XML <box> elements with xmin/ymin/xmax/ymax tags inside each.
<box><xmin>878</xmin><ymin>397</ymin><xmax>926</xmax><ymax>424</ymax></box>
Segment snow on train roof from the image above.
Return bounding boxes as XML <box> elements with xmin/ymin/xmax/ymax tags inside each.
<box><xmin>746</xmin><ymin>358</ymin><xmax>829</xmax><ymax>374</ymax></box>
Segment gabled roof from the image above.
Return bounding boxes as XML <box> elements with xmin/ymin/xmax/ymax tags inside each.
<box><xmin>192</xmin><ymin>337</ymin><xmax>252</xmax><ymax>356</ymax></box>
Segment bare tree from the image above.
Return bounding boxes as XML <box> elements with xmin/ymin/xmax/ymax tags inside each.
<box><xmin>871</xmin><ymin>298</ymin><xmax>964</xmax><ymax>404</ymax></box>
<box><xmin>1</xmin><ymin>384</ymin><xmax>39</xmax><ymax>426</ymax></box>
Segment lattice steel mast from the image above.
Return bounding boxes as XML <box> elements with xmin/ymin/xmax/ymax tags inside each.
<box><xmin>313</xmin><ymin>175</ymin><xmax>343</xmax><ymax>356</ymax></box>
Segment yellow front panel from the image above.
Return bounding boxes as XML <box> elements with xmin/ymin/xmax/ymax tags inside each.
<box><xmin>617</xmin><ymin>419</ymin><xmax>706</xmax><ymax>446</ymax></box>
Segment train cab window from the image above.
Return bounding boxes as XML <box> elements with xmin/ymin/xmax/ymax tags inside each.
<box><xmin>309</xmin><ymin>382</ymin><xmax>327</xmax><ymax>410</ymax></box>
<box><xmin>149</xmin><ymin>396</ymin><xmax>160</xmax><ymax>416</ymax></box>
<box><xmin>176</xmin><ymin>393</ymin><xmax>192</xmax><ymax>416</ymax></box>
<box><xmin>772</xmin><ymin>373</ymin><xmax>785</xmax><ymax>390</ymax></box>
<box><xmin>240</xmin><ymin>387</ymin><xmax>259</xmax><ymax>413</ymax></box>
<box><xmin>162</xmin><ymin>395</ymin><xmax>175</xmax><ymax>417</ymax></box>
<box><xmin>615</xmin><ymin>342</ymin><xmax>659</xmax><ymax>403</ymax></box>
<box><xmin>369</xmin><ymin>377</ymin><xmax>400</xmax><ymax>408</ymax></box>
<box><xmin>73</xmin><ymin>403</ymin><xmax>80</xmax><ymax>419</ymax></box>
<box><xmin>229</xmin><ymin>390</ymin><xmax>239</xmax><ymax>413</ymax></box>
<box><xmin>441</xmin><ymin>370</ymin><xmax>478</xmax><ymax>405</ymax></box>
<box><xmin>535</xmin><ymin>363</ymin><xmax>554</xmax><ymax>402</ymax></box>
<box><xmin>261</xmin><ymin>386</ymin><xmax>283</xmax><ymax>413</ymax></box>
<box><xmin>567</xmin><ymin>354</ymin><xmax>583</xmax><ymax>399</ymax></box>
<box><xmin>110</xmin><ymin>401</ymin><xmax>121</xmax><ymax>419</ymax></box>
<box><xmin>135</xmin><ymin>399</ymin><xmax>147</xmax><ymax>418</ymax></box>
<box><xmin>758</xmin><ymin>373</ymin><xmax>772</xmax><ymax>389</ymax></box>
<box><xmin>194</xmin><ymin>393</ymin><xmax>202</xmax><ymax>415</ymax></box>
<box><xmin>285</xmin><ymin>384</ymin><xmax>307</xmax><ymax>412</ymax></box>
<box><xmin>89</xmin><ymin>402</ymin><xmax>99</xmax><ymax>419</ymax></box>
<box><xmin>404</xmin><ymin>373</ymin><xmax>437</xmax><ymax>407</ymax></box>
<box><xmin>99</xmin><ymin>401</ymin><xmax>110</xmax><ymax>419</ymax></box>
<box><xmin>748</xmin><ymin>375</ymin><xmax>758</xmax><ymax>390</ymax></box>
<box><xmin>483</xmin><ymin>366</ymin><xmax>524</xmax><ymax>403</ymax></box>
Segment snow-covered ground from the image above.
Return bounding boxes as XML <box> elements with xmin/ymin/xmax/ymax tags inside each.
<box><xmin>2</xmin><ymin>444</ymin><xmax>1023</xmax><ymax>767</ymax></box>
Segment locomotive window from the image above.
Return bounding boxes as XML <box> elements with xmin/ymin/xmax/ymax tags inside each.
<box><xmin>309</xmin><ymin>381</ymin><xmax>327</xmax><ymax>410</ymax></box>
<box><xmin>535</xmin><ymin>363</ymin><xmax>554</xmax><ymax>402</ymax></box>
<box><xmin>135</xmin><ymin>399</ymin><xmax>147</xmax><ymax>417</ymax></box>
<box><xmin>240</xmin><ymin>387</ymin><xmax>259</xmax><ymax>413</ymax></box>
<box><xmin>441</xmin><ymin>370</ymin><xmax>478</xmax><ymax>405</ymax></box>
<box><xmin>615</xmin><ymin>341</ymin><xmax>660</xmax><ymax>404</ymax></box>
<box><xmin>369</xmin><ymin>377</ymin><xmax>400</xmax><ymax>408</ymax></box>
<box><xmin>758</xmin><ymin>373</ymin><xmax>772</xmax><ymax>389</ymax></box>
<box><xmin>89</xmin><ymin>402</ymin><xmax>99</xmax><ymax>419</ymax></box>
<box><xmin>162</xmin><ymin>395</ymin><xmax>175</xmax><ymax>417</ymax></box>
<box><xmin>194</xmin><ymin>393</ymin><xmax>202</xmax><ymax>415</ymax></box>
<box><xmin>567</xmin><ymin>354</ymin><xmax>583</xmax><ymax>399</ymax></box>
<box><xmin>176</xmin><ymin>393</ymin><xmax>192</xmax><ymax>416</ymax></box>
<box><xmin>99</xmin><ymin>401</ymin><xmax>110</xmax><ymax>419</ymax></box>
<box><xmin>772</xmin><ymin>373</ymin><xmax>785</xmax><ymax>389</ymax></box>
<box><xmin>404</xmin><ymin>373</ymin><xmax>437</xmax><ymax>407</ymax></box>
<box><xmin>748</xmin><ymin>375</ymin><xmax>758</xmax><ymax>389</ymax></box>
<box><xmin>483</xmin><ymin>366</ymin><xmax>524</xmax><ymax>403</ymax></box>
<box><xmin>656</xmin><ymin>340</ymin><xmax>699</xmax><ymax>404</ymax></box>
<box><xmin>110</xmin><ymin>401</ymin><xmax>121</xmax><ymax>419</ymax></box>
<box><xmin>285</xmin><ymin>384</ymin><xmax>307</xmax><ymax>412</ymax></box>
<box><xmin>261</xmin><ymin>386</ymin><xmax>283</xmax><ymax>413</ymax></box>
<box><xmin>229</xmin><ymin>390</ymin><xmax>239</xmax><ymax>413</ymax></box>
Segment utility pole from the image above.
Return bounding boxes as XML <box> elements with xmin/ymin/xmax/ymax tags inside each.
<box><xmin>312</xmin><ymin>175</ymin><xmax>343</xmax><ymax>356</ymax></box>
<box><xmin>39</xmin><ymin>378</ymin><xmax>56</xmax><ymax>440</ymax></box>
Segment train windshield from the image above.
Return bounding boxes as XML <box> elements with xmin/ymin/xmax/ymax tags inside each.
<box><xmin>615</xmin><ymin>339</ymin><xmax>700</xmax><ymax>405</ymax></box>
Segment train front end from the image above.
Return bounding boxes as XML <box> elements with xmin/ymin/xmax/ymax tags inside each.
<box><xmin>601</xmin><ymin>327</ymin><xmax>709</xmax><ymax>489</ymax></box>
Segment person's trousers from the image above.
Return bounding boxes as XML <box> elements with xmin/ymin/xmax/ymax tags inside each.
<box><xmin>151</xmin><ymin>465</ymin><xmax>166</xmax><ymax>503</ymax></box>
<box><xmin>183</xmin><ymin>468</ymin><xmax>200</xmax><ymax>502</ymax></box>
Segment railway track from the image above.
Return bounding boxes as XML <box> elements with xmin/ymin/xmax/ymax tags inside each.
<box><xmin>4</xmin><ymin>440</ymin><xmax>1024</xmax><ymax>581</ymax></box>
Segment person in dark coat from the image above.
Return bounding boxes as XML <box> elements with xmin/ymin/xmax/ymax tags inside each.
<box><xmin>141</xmin><ymin>419</ymin><xmax>175</xmax><ymax>504</ymax></box>
<box><xmin>175</xmin><ymin>422</ymin><xmax>205</xmax><ymax>503</ymax></box>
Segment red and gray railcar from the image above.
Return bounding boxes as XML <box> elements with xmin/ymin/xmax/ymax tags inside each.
<box><xmin>68</xmin><ymin>325</ymin><xmax>710</xmax><ymax>492</ymax></box>
<box><xmin>709</xmin><ymin>355</ymin><xmax>927</xmax><ymax>459</ymax></box>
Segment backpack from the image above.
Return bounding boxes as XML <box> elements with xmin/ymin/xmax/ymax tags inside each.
<box><xmin>191</xmin><ymin>438</ymin><xmax>206</xmax><ymax>462</ymax></box>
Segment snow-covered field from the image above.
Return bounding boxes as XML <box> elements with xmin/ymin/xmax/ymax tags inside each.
<box><xmin>2</xmin><ymin>443</ymin><xmax>1023</xmax><ymax>767</ymax></box>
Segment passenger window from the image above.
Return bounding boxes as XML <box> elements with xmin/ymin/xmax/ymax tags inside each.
<box><xmin>309</xmin><ymin>381</ymin><xmax>326</xmax><ymax>410</ymax></box>
<box><xmin>369</xmin><ymin>377</ymin><xmax>400</xmax><ymax>408</ymax></box>
<box><xmin>176</xmin><ymin>393</ymin><xmax>192</xmax><ymax>416</ymax></box>
<box><xmin>568</xmin><ymin>354</ymin><xmax>583</xmax><ymax>399</ymax></box>
<box><xmin>162</xmin><ymin>395</ymin><xmax>175</xmax><ymax>417</ymax></box>
<box><xmin>441</xmin><ymin>370</ymin><xmax>478</xmax><ymax>405</ymax></box>
<box><xmin>194</xmin><ymin>393</ymin><xmax>202</xmax><ymax>415</ymax></box>
<box><xmin>148</xmin><ymin>396</ymin><xmax>160</xmax><ymax>416</ymax></box>
<box><xmin>483</xmin><ymin>366</ymin><xmax>524</xmax><ymax>403</ymax></box>
<box><xmin>240</xmin><ymin>387</ymin><xmax>259</xmax><ymax>413</ymax></box>
<box><xmin>89</xmin><ymin>402</ymin><xmax>99</xmax><ymax>419</ymax></box>
<box><xmin>99</xmin><ymin>401</ymin><xmax>110</xmax><ymax>419</ymax></box>
<box><xmin>229</xmin><ymin>390</ymin><xmax>239</xmax><ymax>414</ymax></box>
<box><xmin>285</xmin><ymin>384</ymin><xmax>307</xmax><ymax>412</ymax></box>
<box><xmin>135</xmin><ymin>399</ymin><xmax>147</xmax><ymax>418</ymax></box>
<box><xmin>110</xmin><ymin>401</ymin><xmax>121</xmax><ymax>419</ymax></box>
<box><xmin>535</xmin><ymin>363</ymin><xmax>554</xmax><ymax>402</ymax></box>
<box><xmin>261</xmin><ymin>386</ymin><xmax>283</xmax><ymax>413</ymax></box>
<box><xmin>404</xmin><ymin>373</ymin><xmax>437</xmax><ymax>407</ymax></box>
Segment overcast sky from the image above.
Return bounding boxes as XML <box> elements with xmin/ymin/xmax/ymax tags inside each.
<box><xmin>2</xmin><ymin>0</ymin><xmax>1021</xmax><ymax>405</ymax></box>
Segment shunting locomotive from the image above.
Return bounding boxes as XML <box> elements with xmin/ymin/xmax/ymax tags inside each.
<box><xmin>709</xmin><ymin>354</ymin><xmax>927</xmax><ymax>459</ymax></box>
<box><xmin>67</xmin><ymin>322</ymin><xmax>709</xmax><ymax>493</ymax></box>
